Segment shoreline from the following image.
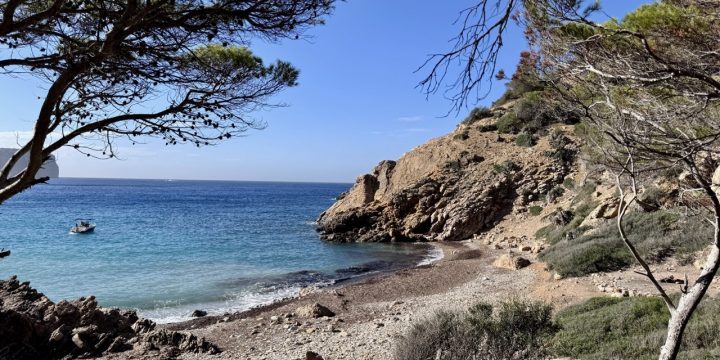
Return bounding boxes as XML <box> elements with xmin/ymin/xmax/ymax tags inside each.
<box><xmin>158</xmin><ymin>242</ymin><xmax>444</xmax><ymax>327</ymax></box>
<box><xmin>159</xmin><ymin>240</ymin><xmax>524</xmax><ymax>359</ymax></box>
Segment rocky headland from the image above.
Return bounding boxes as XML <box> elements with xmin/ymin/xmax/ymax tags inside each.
<box><xmin>317</xmin><ymin>106</ymin><xmax>576</xmax><ymax>243</ymax></box>
<box><xmin>0</xmin><ymin>148</ymin><xmax>60</xmax><ymax>179</ymax></box>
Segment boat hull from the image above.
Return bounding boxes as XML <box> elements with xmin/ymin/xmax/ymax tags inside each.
<box><xmin>71</xmin><ymin>225</ymin><xmax>95</xmax><ymax>234</ymax></box>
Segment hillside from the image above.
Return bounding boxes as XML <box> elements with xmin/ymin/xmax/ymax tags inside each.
<box><xmin>317</xmin><ymin>105</ymin><xmax>576</xmax><ymax>243</ymax></box>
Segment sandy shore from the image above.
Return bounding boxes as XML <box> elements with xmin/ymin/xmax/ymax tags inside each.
<box><xmin>160</xmin><ymin>241</ymin><xmax>544</xmax><ymax>360</ymax></box>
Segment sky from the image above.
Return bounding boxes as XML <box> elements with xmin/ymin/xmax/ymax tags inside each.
<box><xmin>0</xmin><ymin>0</ymin><xmax>652</xmax><ymax>183</ymax></box>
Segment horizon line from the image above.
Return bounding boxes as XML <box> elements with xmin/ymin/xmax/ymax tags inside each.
<box><xmin>54</xmin><ymin>176</ymin><xmax>354</xmax><ymax>185</ymax></box>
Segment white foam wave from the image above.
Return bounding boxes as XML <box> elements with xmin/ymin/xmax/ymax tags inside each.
<box><xmin>417</xmin><ymin>244</ymin><xmax>444</xmax><ymax>266</ymax></box>
<box><xmin>139</xmin><ymin>286</ymin><xmax>301</xmax><ymax>324</ymax></box>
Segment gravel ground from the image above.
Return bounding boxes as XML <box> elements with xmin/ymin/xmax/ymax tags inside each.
<box><xmin>168</xmin><ymin>241</ymin><xmax>538</xmax><ymax>360</ymax></box>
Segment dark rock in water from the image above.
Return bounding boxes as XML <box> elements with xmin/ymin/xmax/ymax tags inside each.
<box><xmin>191</xmin><ymin>310</ymin><xmax>208</xmax><ymax>318</ymax></box>
<box><xmin>306</xmin><ymin>350</ymin><xmax>325</xmax><ymax>360</ymax></box>
<box><xmin>0</xmin><ymin>276</ymin><xmax>221</xmax><ymax>359</ymax></box>
<box><xmin>296</xmin><ymin>303</ymin><xmax>335</xmax><ymax>318</ymax></box>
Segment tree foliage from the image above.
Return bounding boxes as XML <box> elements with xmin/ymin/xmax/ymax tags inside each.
<box><xmin>426</xmin><ymin>1</ymin><xmax>720</xmax><ymax>359</ymax></box>
<box><xmin>0</xmin><ymin>0</ymin><xmax>334</xmax><ymax>203</ymax></box>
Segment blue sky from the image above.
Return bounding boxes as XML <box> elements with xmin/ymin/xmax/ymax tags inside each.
<box><xmin>0</xmin><ymin>0</ymin><xmax>651</xmax><ymax>182</ymax></box>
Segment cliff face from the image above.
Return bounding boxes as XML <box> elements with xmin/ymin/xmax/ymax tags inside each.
<box><xmin>317</xmin><ymin>111</ymin><xmax>576</xmax><ymax>243</ymax></box>
<box><xmin>0</xmin><ymin>148</ymin><xmax>60</xmax><ymax>178</ymax></box>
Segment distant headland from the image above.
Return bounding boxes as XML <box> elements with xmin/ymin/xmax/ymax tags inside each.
<box><xmin>0</xmin><ymin>148</ymin><xmax>59</xmax><ymax>179</ymax></box>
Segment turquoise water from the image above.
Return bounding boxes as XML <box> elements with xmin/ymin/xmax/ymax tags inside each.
<box><xmin>0</xmin><ymin>178</ymin><xmax>431</xmax><ymax>322</ymax></box>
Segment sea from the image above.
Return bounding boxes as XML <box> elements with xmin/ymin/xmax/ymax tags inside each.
<box><xmin>0</xmin><ymin>178</ymin><xmax>438</xmax><ymax>323</ymax></box>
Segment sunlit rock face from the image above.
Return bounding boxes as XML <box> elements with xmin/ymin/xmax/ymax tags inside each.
<box><xmin>0</xmin><ymin>148</ymin><xmax>60</xmax><ymax>179</ymax></box>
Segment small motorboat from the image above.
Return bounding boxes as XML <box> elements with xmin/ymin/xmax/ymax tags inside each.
<box><xmin>0</xmin><ymin>248</ymin><xmax>10</xmax><ymax>258</ymax></box>
<box><xmin>71</xmin><ymin>219</ymin><xmax>96</xmax><ymax>234</ymax></box>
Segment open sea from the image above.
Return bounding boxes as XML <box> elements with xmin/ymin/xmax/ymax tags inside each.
<box><xmin>0</xmin><ymin>178</ymin><xmax>436</xmax><ymax>323</ymax></box>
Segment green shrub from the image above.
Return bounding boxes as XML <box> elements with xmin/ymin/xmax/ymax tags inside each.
<box><xmin>453</xmin><ymin>130</ymin><xmax>469</xmax><ymax>141</ymax></box>
<box><xmin>540</xmin><ymin>210</ymin><xmax>712</xmax><ymax>276</ymax></box>
<box><xmin>496</xmin><ymin>112</ymin><xmax>523</xmax><ymax>134</ymax></box>
<box><xmin>552</xmin><ymin>295</ymin><xmax>720</xmax><ymax>359</ymax></box>
<box><xmin>478</xmin><ymin>123</ymin><xmax>497</xmax><ymax>132</ymax></box>
<box><xmin>535</xmin><ymin>200</ymin><xmax>597</xmax><ymax>246</ymax></box>
<box><xmin>493</xmin><ymin>88</ymin><xmax>519</xmax><ymax>106</ymax></box>
<box><xmin>540</xmin><ymin>233</ymin><xmax>633</xmax><ymax>276</ymax></box>
<box><xmin>394</xmin><ymin>300</ymin><xmax>557</xmax><ymax>360</ymax></box>
<box><xmin>571</xmin><ymin>181</ymin><xmax>598</xmax><ymax>206</ymax></box>
<box><xmin>515</xmin><ymin>132</ymin><xmax>535</xmax><ymax>147</ymax></box>
<box><xmin>514</xmin><ymin>91</ymin><xmax>548</xmax><ymax>125</ymax></box>
<box><xmin>563</xmin><ymin>177</ymin><xmax>575</xmax><ymax>189</ymax></box>
<box><xmin>492</xmin><ymin>160</ymin><xmax>520</xmax><ymax>175</ymax></box>
<box><xmin>529</xmin><ymin>206</ymin><xmax>543</xmax><ymax>216</ymax></box>
<box><xmin>461</xmin><ymin>106</ymin><xmax>494</xmax><ymax>126</ymax></box>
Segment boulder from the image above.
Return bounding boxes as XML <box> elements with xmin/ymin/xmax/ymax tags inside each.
<box><xmin>296</xmin><ymin>303</ymin><xmax>335</xmax><ymax>318</ymax></box>
<box><xmin>493</xmin><ymin>253</ymin><xmax>531</xmax><ymax>270</ymax></box>
<box><xmin>0</xmin><ymin>276</ymin><xmax>220</xmax><ymax>358</ymax></box>
<box><xmin>589</xmin><ymin>198</ymin><xmax>621</xmax><ymax>220</ymax></box>
<box><xmin>306</xmin><ymin>351</ymin><xmax>325</xmax><ymax>360</ymax></box>
<box><xmin>191</xmin><ymin>310</ymin><xmax>207</xmax><ymax>318</ymax></box>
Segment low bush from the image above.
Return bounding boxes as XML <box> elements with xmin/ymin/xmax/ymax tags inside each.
<box><xmin>571</xmin><ymin>181</ymin><xmax>597</xmax><ymax>206</ymax></box>
<box><xmin>453</xmin><ymin>130</ymin><xmax>469</xmax><ymax>141</ymax></box>
<box><xmin>496</xmin><ymin>112</ymin><xmax>523</xmax><ymax>134</ymax></box>
<box><xmin>478</xmin><ymin>123</ymin><xmax>498</xmax><ymax>132</ymax></box>
<box><xmin>461</xmin><ymin>106</ymin><xmax>494</xmax><ymax>126</ymax></box>
<box><xmin>563</xmin><ymin>177</ymin><xmax>575</xmax><ymax>190</ymax></box>
<box><xmin>535</xmin><ymin>199</ymin><xmax>598</xmax><ymax>246</ymax></box>
<box><xmin>492</xmin><ymin>160</ymin><xmax>520</xmax><ymax>175</ymax></box>
<box><xmin>529</xmin><ymin>206</ymin><xmax>543</xmax><ymax>216</ymax></box>
<box><xmin>540</xmin><ymin>210</ymin><xmax>712</xmax><ymax>276</ymax></box>
<box><xmin>515</xmin><ymin>132</ymin><xmax>535</xmax><ymax>147</ymax></box>
<box><xmin>394</xmin><ymin>300</ymin><xmax>557</xmax><ymax>360</ymax></box>
<box><xmin>552</xmin><ymin>295</ymin><xmax>720</xmax><ymax>359</ymax></box>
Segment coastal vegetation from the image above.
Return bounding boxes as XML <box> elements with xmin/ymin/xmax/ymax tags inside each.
<box><xmin>417</xmin><ymin>0</ymin><xmax>720</xmax><ymax>358</ymax></box>
<box><xmin>553</xmin><ymin>296</ymin><xmax>720</xmax><ymax>359</ymax></box>
<box><xmin>394</xmin><ymin>300</ymin><xmax>557</xmax><ymax>360</ymax></box>
<box><xmin>4</xmin><ymin>0</ymin><xmax>720</xmax><ymax>358</ymax></box>
<box><xmin>396</xmin><ymin>296</ymin><xmax>720</xmax><ymax>360</ymax></box>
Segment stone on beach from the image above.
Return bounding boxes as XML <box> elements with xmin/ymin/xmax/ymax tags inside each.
<box><xmin>191</xmin><ymin>309</ymin><xmax>208</xmax><ymax>317</ymax></box>
<box><xmin>296</xmin><ymin>303</ymin><xmax>336</xmax><ymax>318</ymax></box>
<box><xmin>306</xmin><ymin>350</ymin><xmax>325</xmax><ymax>360</ymax></box>
<box><xmin>493</xmin><ymin>253</ymin><xmax>531</xmax><ymax>270</ymax></box>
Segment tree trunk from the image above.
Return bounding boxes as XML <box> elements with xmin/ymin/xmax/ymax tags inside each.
<box><xmin>659</xmin><ymin>245</ymin><xmax>720</xmax><ymax>360</ymax></box>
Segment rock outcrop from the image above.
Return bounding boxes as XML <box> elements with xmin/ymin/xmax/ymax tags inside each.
<box><xmin>0</xmin><ymin>148</ymin><xmax>60</xmax><ymax>179</ymax></box>
<box><xmin>0</xmin><ymin>276</ymin><xmax>220</xmax><ymax>359</ymax></box>
<box><xmin>317</xmin><ymin>114</ymin><xmax>576</xmax><ymax>242</ymax></box>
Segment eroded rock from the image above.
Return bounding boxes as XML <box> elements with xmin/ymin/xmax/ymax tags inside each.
<box><xmin>296</xmin><ymin>303</ymin><xmax>335</xmax><ymax>318</ymax></box>
<box><xmin>317</xmin><ymin>124</ymin><xmax>575</xmax><ymax>243</ymax></box>
<box><xmin>0</xmin><ymin>276</ymin><xmax>221</xmax><ymax>359</ymax></box>
<box><xmin>493</xmin><ymin>253</ymin><xmax>532</xmax><ymax>270</ymax></box>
